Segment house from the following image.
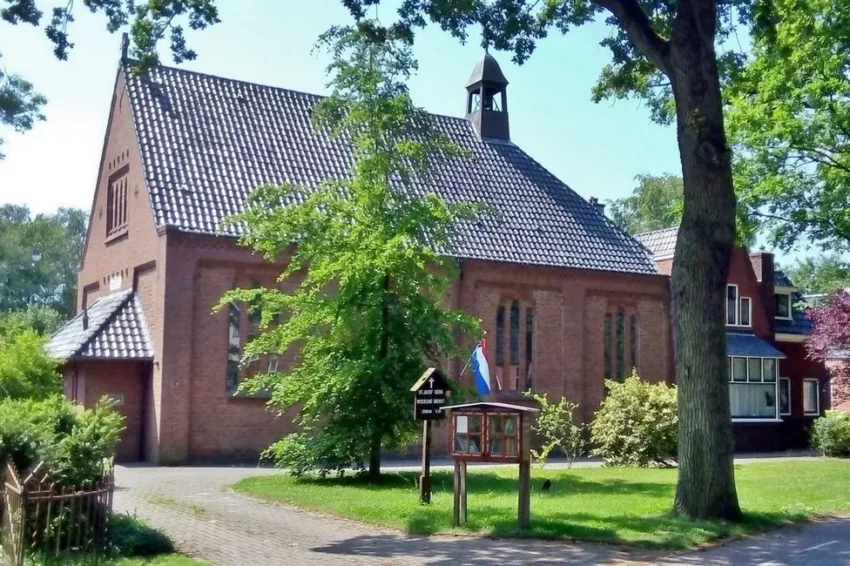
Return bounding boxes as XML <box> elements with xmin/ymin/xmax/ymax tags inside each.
<box><xmin>636</xmin><ymin>227</ymin><xmax>831</xmax><ymax>451</ymax></box>
<box><xmin>46</xmin><ymin>50</ymin><xmax>674</xmax><ymax>463</ymax></box>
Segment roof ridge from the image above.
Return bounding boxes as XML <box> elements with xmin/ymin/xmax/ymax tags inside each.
<box><xmin>122</xmin><ymin>61</ymin><xmax>472</xmax><ymax>125</ymax></box>
<box><xmin>634</xmin><ymin>226</ymin><xmax>679</xmax><ymax>238</ymax></box>
<box><xmin>73</xmin><ymin>289</ymin><xmax>134</xmax><ymax>357</ymax></box>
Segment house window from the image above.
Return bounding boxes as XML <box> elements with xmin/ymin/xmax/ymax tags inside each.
<box><xmin>106</xmin><ymin>169</ymin><xmax>129</xmax><ymax>237</ymax></box>
<box><xmin>509</xmin><ymin>300</ymin><xmax>520</xmax><ymax>365</ymax></box>
<box><xmin>727</xmin><ymin>285</ymin><xmax>739</xmax><ymax>325</ymax></box>
<box><xmin>495</xmin><ymin>306</ymin><xmax>505</xmax><ymax>366</ymax></box>
<box><xmin>226</xmin><ymin>303</ymin><xmax>241</xmax><ymax>394</ymax></box>
<box><xmin>803</xmin><ymin>379</ymin><xmax>820</xmax><ymax>415</ymax></box>
<box><xmin>729</xmin><ymin>356</ymin><xmax>779</xmax><ymax>419</ymax></box>
<box><xmin>740</xmin><ymin>297</ymin><xmax>752</xmax><ymax>327</ymax></box>
<box><xmin>779</xmin><ymin>378</ymin><xmax>791</xmax><ymax>416</ymax></box>
<box><xmin>776</xmin><ymin>293</ymin><xmax>792</xmax><ymax>319</ymax></box>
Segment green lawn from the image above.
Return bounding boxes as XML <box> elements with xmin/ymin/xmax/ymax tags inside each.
<box><xmin>111</xmin><ymin>556</ymin><xmax>205</xmax><ymax>566</ymax></box>
<box><xmin>233</xmin><ymin>459</ymin><xmax>850</xmax><ymax>549</ymax></box>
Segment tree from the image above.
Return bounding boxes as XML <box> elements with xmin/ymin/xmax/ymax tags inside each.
<box><xmin>0</xmin><ymin>205</ymin><xmax>87</xmax><ymax>318</ymax></box>
<box><xmin>0</xmin><ymin>1</ymin><xmax>219</xmax><ymax>155</ymax></box>
<box><xmin>524</xmin><ymin>391</ymin><xmax>586</xmax><ymax>467</ymax></box>
<box><xmin>727</xmin><ymin>0</ymin><xmax>850</xmax><ymax>253</ymax></box>
<box><xmin>0</xmin><ymin>311</ymin><xmax>61</xmax><ymax>399</ymax></box>
<box><xmin>220</xmin><ymin>24</ymin><xmax>479</xmax><ymax>478</ymax></box>
<box><xmin>784</xmin><ymin>255</ymin><xmax>850</xmax><ymax>296</ymax></box>
<box><xmin>607</xmin><ymin>173</ymin><xmax>683</xmax><ymax>235</ymax></box>
<box><xmin>807</xmin><ymin>289</ymin><xmax>850</xmax><ymax>409</ymax></box>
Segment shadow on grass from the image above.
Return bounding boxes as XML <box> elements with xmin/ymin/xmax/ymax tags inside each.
<box><xmin>292</xmin><ymin>470</ymin><xmax>672</xmax><ymax>498</ymax></box>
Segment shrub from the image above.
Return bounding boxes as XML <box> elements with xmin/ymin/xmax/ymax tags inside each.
<box><xmin>590</xmin><ymin>370</ymin><xmax>678</xmax><ymax>467</ymax></box>
<box><xmin>108</xmin><ymin>513</ymin><xmax>174</xmax><ymax>557</ymax></box>
<box><xmin>0</xmin><ymin>395</ymin><xmax>123</xmax><ymax>484</ymax></box>
<box><xmin>524</xmin><ymin>391</ymin><xmax>585</xmax><ymax>467</ymax></box>
<box><xmin>812</xmin><ymin>410</ymin><xmax>850</xmax><ymax>457</ymax></box>
<box><xmin>262</xmin><ymin>432</ymin><xmax>360</xmax><ymax>477</ymax></box>
<box><xmin>0</xmin><ymin>324</ymin><xmax>61</xmax><ymax>399</ymax></box>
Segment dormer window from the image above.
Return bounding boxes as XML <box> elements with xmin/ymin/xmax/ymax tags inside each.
<box><xmin>775</xmin><ymin>293</ymin><xmax>792</xmax><ymax>319</ymax></box>
<box><xmin>726</xmin><ymin>285</ymin><xmax>752</xmax><ymax>327</ymax></box>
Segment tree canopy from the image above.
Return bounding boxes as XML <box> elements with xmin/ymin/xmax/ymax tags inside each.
<box><xmin>784</xmin><ymin>255</ymin><xmax>850</xmax><ymax>296</ymax></box>
<box><xmin>727</xmin><ymin>0</ymin><xmax>850</xmax><ymax>253</ymax></box>
<box><xmin>0</xmin><ymin>205</ymin><xmax>87</xmax><ymax>318</ymax></box>
<box><xmin>0</xmin><ymin>310</ymin><xmax>61</xmax><ymax>399</ymax></box>
<box><xmin>220</xmin><ymin>24</ymin><xmax>480</xmax><ymax>478</ymax></box>
<box><xmin>607</xmin><ymin>173</ymin><xmax>683</xmax><ymax>235</ymax></box>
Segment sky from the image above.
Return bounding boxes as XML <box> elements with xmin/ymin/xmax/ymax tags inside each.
<box><xmin>0</xmin><ymin>0</ymin><xmax>682</xmax><ymax>217</ymax></box>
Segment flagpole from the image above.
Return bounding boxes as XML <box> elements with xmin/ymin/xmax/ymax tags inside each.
<box><xmin>459</xmin><ymin>332</ymin><xmax>486</xmax><ymax>377</ymax></box>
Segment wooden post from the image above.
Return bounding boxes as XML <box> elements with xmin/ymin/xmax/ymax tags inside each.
<box><xmin>459</xmin><ymin>460</ymin><xmax>468</xmax><ymax>525</ymax></box>
<box><xmin>419</xmin><ymin>419</ymin><xmax>432</xmax><ymax>504</ymax></box>
<box><xmin>452</xmin><ymin>461</ymin><xmax>461</xmax><ymax>526</ymax></box>
<box><xmin>518</xmin><ymin>460</ymin><xmax>530</xmax><ymax>529</ymax></box>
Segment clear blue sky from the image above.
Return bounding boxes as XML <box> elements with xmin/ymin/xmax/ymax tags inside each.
<box><xmin>0</xmin><ymin>0</ymin><xmax>682</xmax><ymax>217</ymax></box>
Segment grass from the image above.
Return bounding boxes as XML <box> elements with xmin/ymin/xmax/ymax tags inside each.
<box><xmin>233</xmin><ymin>459</ymin><xmax>850</xmax><ymax>549</ymax></box>
<box><xmin>58</xmin><ymin>555</ymin><xmax>206</xmax><ymax>565</ymax></box>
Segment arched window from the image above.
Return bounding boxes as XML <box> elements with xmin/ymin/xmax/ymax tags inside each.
<box><xmin>616</xmin><ymin>308</ymin><xmax>626</xmax><ymax>380</ymax></box>
<box><xmin>509</xmin><ymin>300</ymin><xmax>520</xmax><ymax>365</ymax></box>
<box><xmin>496</xmin><ymin>305</ymin><xmax>506</xmax><ymax>366</ymax></box>
<box><xmin>525</xmin><ymin>308</ymin><xmax>534</xmax><ymax>365</ymax></box>
<box><xmin>226</xmin><ymin>303</ymin><xmax>241</xmax><ymax>393</ymax></box>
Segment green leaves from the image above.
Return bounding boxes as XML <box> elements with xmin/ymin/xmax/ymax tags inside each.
<box><xmin>727</xmin><ymin>0</ymin><xmax>850</xmax><ymax>252</ymax></box>
<box><xmin>220</xmin><ymin>24</ymin><xmax>481</xmax><ymax>475</ymax></box>
<box><xmin>0</xmin><ymin>311</ymin><xmax>61</xmax><ymax>400</ymax></box>
<box><xmin>607</xmin><ymin>173</ymin><xmax>683</xmax><ymax>235</ymax></box>
<box><xmin>524</xmin><ymin>391</ymin><xmax>586</xmax><ymax>467</ymax></box>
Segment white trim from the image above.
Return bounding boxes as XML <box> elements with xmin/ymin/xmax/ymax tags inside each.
<box><xmin>803</xmin><ymin>378</ymin><xmax>820</xmax><ymax>416</ymax></box>
<box><xmin>775</xmin><ymin>285</ymin><xmax>798</xmax><ymax>293</ymax></box>
<box><xmin>776</xmin><ymin>333</ymin><xmax>807</xmax><ymax>343</ymax></box>
<box><xmin>740</xmin><ymin>296</ymin><xmax>752</xmax><ymax>327</ymax></box>
<box><xmin>732</xmin><ymin>418</ymin><xmax>783</xmax><ymax>423</ymax></box>
<box><xmin>652</xmin><ymin>254</ymin><xmax>675</xmax><ymax>261</ymax></box>
<box><xmin>726</xmin><ymin>284</ymin><xmax>739</xmax><ymax>326</ymax></box>
<box><xmin>779</xmin><ymin>377</ymin><xmax>791</xmax><ymax>416</ymax></box>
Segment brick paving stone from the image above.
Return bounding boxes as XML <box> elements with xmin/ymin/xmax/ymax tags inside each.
<box><xmin>113</xmin><ymin>465</ymin><xmax>654</xmax><ymax>566</ymax></box>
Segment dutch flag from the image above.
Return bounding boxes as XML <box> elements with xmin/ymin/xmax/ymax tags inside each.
<box><xmin>471</xmin><ymin>340</ymin><xmax>492</xmax><ymax>395</ymax></box>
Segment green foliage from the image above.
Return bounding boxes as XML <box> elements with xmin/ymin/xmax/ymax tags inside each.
<box><xmin>0</xmin><ymin>205</ymin><xmax>87</xmax><ymax>317</ymax></box>
<box><xmin>590</xmin><ymin>370</ymin><xmax>678</xmax><ymax>467</ymax></box>
<box><xmin>524</xmin><ymin>390</ymin><xmax>585</xmax><ymax>467</ymax></box>
<box><xmin>219</xmin><ymin>25</ymin><xmax>480</xmax><ymax>476</ymax></box>
<box><xmin>108</xmin><ymin>514</ymin><xmax>175</xmax><ymax>557</ymax></box>
<box><xmin>0</xmin><ymin>396</ymin><xmax>122</xmax><ymax>484</ymax></box>
<box><xmin>784</xmin><ymin>255</ymin><xmax>850</xmax><ymax>296</ymax></box>
<box><xmin>812</xmin><ymin>411</ymin><xmax>850</xmax><ymax>458</ymax></box>
<box><xmin>727</xmin><ymin>0</ymin><xmax>850</xmax><ymax>252</ymax></box>
<box><xmin>607</xmin><ymin>173</ymin><xmax>683</xmax><ymax>235</ymax></box>
<box><xmin>0</xmin><ymin>311</ymin><xmax>61</xmax><ymax>399</ymax></box>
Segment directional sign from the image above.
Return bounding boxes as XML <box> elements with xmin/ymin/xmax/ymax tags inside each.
<box><xmin>411</xmin><ymin>367</ymin><xmax>451</xmax><ymax>421</ymax></box>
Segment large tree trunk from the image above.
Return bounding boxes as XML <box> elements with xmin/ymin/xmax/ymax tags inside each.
<box><xmin>668</xmin><ymin>0</ymin><xmax>742</xmax><ymax>520</ymax></box>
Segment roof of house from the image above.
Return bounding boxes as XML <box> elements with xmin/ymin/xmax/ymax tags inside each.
<box><xmin>45</xmin><ymin>289</ymin><xmax>153</xmax><ymax>360</ymax></box>
<box><xmin>726</xmin><ymin>332</ymin><xmax>786</xmax><ymax>358</ymax></box>
<box><xmin>122</xmin><ymin>63</ymin><xmax>658</xmax><ymax>275</ymax></box>
<box><xmin>633</xmin><ymin>227</ymin><xmax>678</xmax><ymax>259</ymax></box>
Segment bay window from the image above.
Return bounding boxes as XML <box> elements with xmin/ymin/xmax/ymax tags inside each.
<box><xmin>729</xmin><ymin>356</ymin><xmax>780</xmax><ymax>419</ymax></box>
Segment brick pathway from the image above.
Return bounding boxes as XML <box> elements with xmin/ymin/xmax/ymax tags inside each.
<box><xmin>113</xmin><ymin>465</ymin><xmax>654</xmax><ymax>565</ymax></box>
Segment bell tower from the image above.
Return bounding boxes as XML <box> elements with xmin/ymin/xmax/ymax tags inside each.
<box><xmin>466</xmin><ymin>52</ymin><xmax>510</xmax><ymax>140</ymax></box>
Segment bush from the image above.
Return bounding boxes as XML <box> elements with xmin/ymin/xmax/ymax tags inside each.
<box><xmin>590</xmin><ymin>370</ymin><xmax>678</xmax><ymax>467</ymax></box>
<box><xmin>0</xmin><ymin>323</ymin><xmax>61</xmax><ymax>400</ymax></box>
<box><xmin>0</xmin><ymin>395</ymin><xmax>123</xmax><ymax>484</ymax></box>
<box><xmin>524</xmin><ymin>391</ymin><xmax>585</xmax><ymax>467</ymax></box>
<box><xmin>108</xmin><ymin>513</ymin><xmax>174</xmax><ymax>557</ymax></box>
<box><xmin>262</xmin><ymin>432</ymin><xmax>360</xmax><ymax>477</ymax></box>
<box><xmin>812</xmin><ymin>410</ymin><xmax>850</xmax><ymax>457</ymax></box>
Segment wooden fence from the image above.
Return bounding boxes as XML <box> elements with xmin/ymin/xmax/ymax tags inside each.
<box><xmin>1</xmin><ymin>460</ymin><xmax>115</xmax><ymax>565</ymax></box>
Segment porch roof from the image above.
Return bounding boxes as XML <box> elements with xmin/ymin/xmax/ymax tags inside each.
<box><xmin>726</xmin><ymin>332</ymin><xmax>786</xmax><ymax>359</ymax></box>
<box><xmin>45</xmin><ymin>289</ymin><xmax>153</xmax><ymax>361</ymax></box>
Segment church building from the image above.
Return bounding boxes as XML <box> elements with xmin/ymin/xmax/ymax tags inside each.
<box><xmin>50</xmin><ymin>48</ymin><xmax>697</xmax><ymax>464</ymax></box>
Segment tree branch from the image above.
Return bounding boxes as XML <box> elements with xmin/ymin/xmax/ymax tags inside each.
<box><xmin>593</xmin><ymin>0</ymin><xmax>672</xmax><ymax>76</ymax></box>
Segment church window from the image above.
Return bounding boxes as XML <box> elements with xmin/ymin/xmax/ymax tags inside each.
<box><xmin>509</xmin><ymin>300</ymin><xmax>520</xmax><ymax>365</ymax></box>
<box><xmin>107</xmin><ymin>167</ymin><xmax>129</xmax><ymax>238</ymax></box>
<box><xmin>496</xmin><ymin>306</ymin><xmax>505</xmax><ymax>366</ymax></box>
<box><xmin>226</xmin><ymin>303</ymin><xmax>241</xmax><ymax>394</ymax></box>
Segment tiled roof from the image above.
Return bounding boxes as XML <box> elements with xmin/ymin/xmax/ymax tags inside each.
<box><xmin>123</xmin><ymin>64</ymin><xmax>658</xmax><ymax>275</ymax></box>
<box><xmin>634</xmin><ymin>227</ymin><xmax>678</xmax><ymax>259</ymax></box>
<box><xmin>45</xmin><ymin>289</ymin><xmax>153</xmax><ymax>360</ymax></box>
<box><xmin>726</xmin><ymin>332</ymin><xmax>786</xmax><ymax>358</ymax></box>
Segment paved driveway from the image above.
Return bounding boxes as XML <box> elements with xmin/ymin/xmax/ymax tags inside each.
<box><xmin>113</xmin><ymin>464</ymin><xmax>850</xmax><ymax>565</ymax></box>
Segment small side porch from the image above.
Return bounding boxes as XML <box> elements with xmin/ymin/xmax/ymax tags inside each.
<box><xmin>46</xmin><ymin>289</ymin><xmax>154</xmax><ymax>462</ymax></box>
